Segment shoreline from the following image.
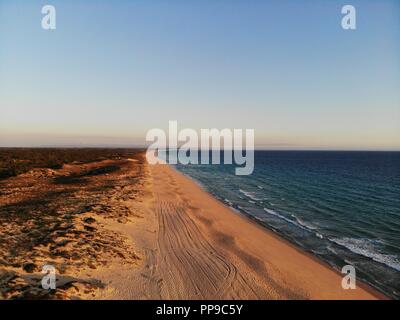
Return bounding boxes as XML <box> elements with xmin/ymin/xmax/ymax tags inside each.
<box><xmin>96</xmin><ymin>160</ymin><xmax>386</xmax><ymax>299</ymax></box>
<box><xmin>169</xmin><ymin>165</ymin><xmax>387</xmax><ymax>299</ymax></box>
<box><xmin>0</xmin><ymin>151</ymin><xmax>389</xmax><ymax>299</ymax></box>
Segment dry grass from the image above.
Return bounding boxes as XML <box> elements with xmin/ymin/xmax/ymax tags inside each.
<box><xmin>0</xmin><ymin>148</ymin><xmax>148</xmax><ymax>299</ymax></box>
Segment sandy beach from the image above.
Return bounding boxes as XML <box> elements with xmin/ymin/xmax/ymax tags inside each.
<box><xmin>92</xmin><ymin>158</ymin><xmax>384</xmax><ymax>300</ymax></box>
<box><xmin>2</xmin><ymin>0</ymin><xmax>399</xmax><ymax>304</ymax></box>
<box><xmin>0</xmin><ymin>150</ymin><xmax>386</xmax><ymax>300</ymax></box>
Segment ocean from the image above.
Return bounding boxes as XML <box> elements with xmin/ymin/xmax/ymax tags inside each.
<box><xmin>173</xmin><ymin>151</ymin><xmax>400</xmax><ymax>299</ymax></box>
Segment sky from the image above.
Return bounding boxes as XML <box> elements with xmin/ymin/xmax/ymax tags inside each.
<box><xmin>0</xmin><ymin>0</ymin><xmax>399</xmax><ymax>149</ymax></box>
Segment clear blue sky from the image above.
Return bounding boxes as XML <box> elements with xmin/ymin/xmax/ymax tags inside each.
<box><xmin>1</xmin><ymin>0</ymin><xmax>399</xmax><ymax>149</ymax></box>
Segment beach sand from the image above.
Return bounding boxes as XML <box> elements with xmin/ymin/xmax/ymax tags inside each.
<box><xmin>0</xmin><ymin>151</ymin><xmax>386</xmax><ymax>299</ymax></box>
<box><xmin>93</xmin><ymin>160</ymin><xmax>384</xmax><ymax>300</ymax></box>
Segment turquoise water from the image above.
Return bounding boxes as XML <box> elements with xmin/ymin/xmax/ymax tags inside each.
<box><xmin>173</xmin><ymin>151</ymin><xmax>400</xmax><ymax>299</ymax></box>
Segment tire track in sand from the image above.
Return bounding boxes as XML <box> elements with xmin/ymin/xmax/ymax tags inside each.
<box><xmin>155</xmin><ymin>200</ymin><xmax>238</xmax><ymax>299</ymax></box>
<box><xmin>148</xmin><ymin>165</ymin><xmax>306</xmax><ymax>299</ymax></box>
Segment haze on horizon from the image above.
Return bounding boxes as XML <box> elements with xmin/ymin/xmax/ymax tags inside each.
<box><xmin>1</xmin><ymin>0</ymin><xmax>399</xmax><ymax>150</ymax></box>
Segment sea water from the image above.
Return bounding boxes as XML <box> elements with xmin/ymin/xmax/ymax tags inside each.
<box><xmin>175</xmin><ymin>151</ymin><xmax>400</xmax><ymax>298</ymax></box>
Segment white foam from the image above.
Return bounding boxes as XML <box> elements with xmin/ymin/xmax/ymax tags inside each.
<box><xmin>239</xmin><ymin>189</ymin><xmax>262</xmax><ymax>201</ymax></box>
<box><xmin>331</xmin><ymin>237</ymin><xmax>400</xmax><ymax>272</ymax></box>
<box><xmin>263</xmin><ymin>208</ymin><xmax>324</xmax><ymax>239</ymax></box>
<box><xmin>224</xmin><ymin>198</ymin><xmax>233</xmax><ymax>206</ymax></box>
<box><xmin>292</xmin><ymin>215</ymin><xmax>317</xmax><ymax>230</ymax></box>
<box><xmin>263</xmin><ymin>208</ymin><xmax>301</xmax><ymax>228</ymax></box>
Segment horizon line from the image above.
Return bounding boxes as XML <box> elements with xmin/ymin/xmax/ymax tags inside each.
<box><xmin>1</xmin><ymin>146</ymin><xmax>400</xmax><ymax>152</ymax></box>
